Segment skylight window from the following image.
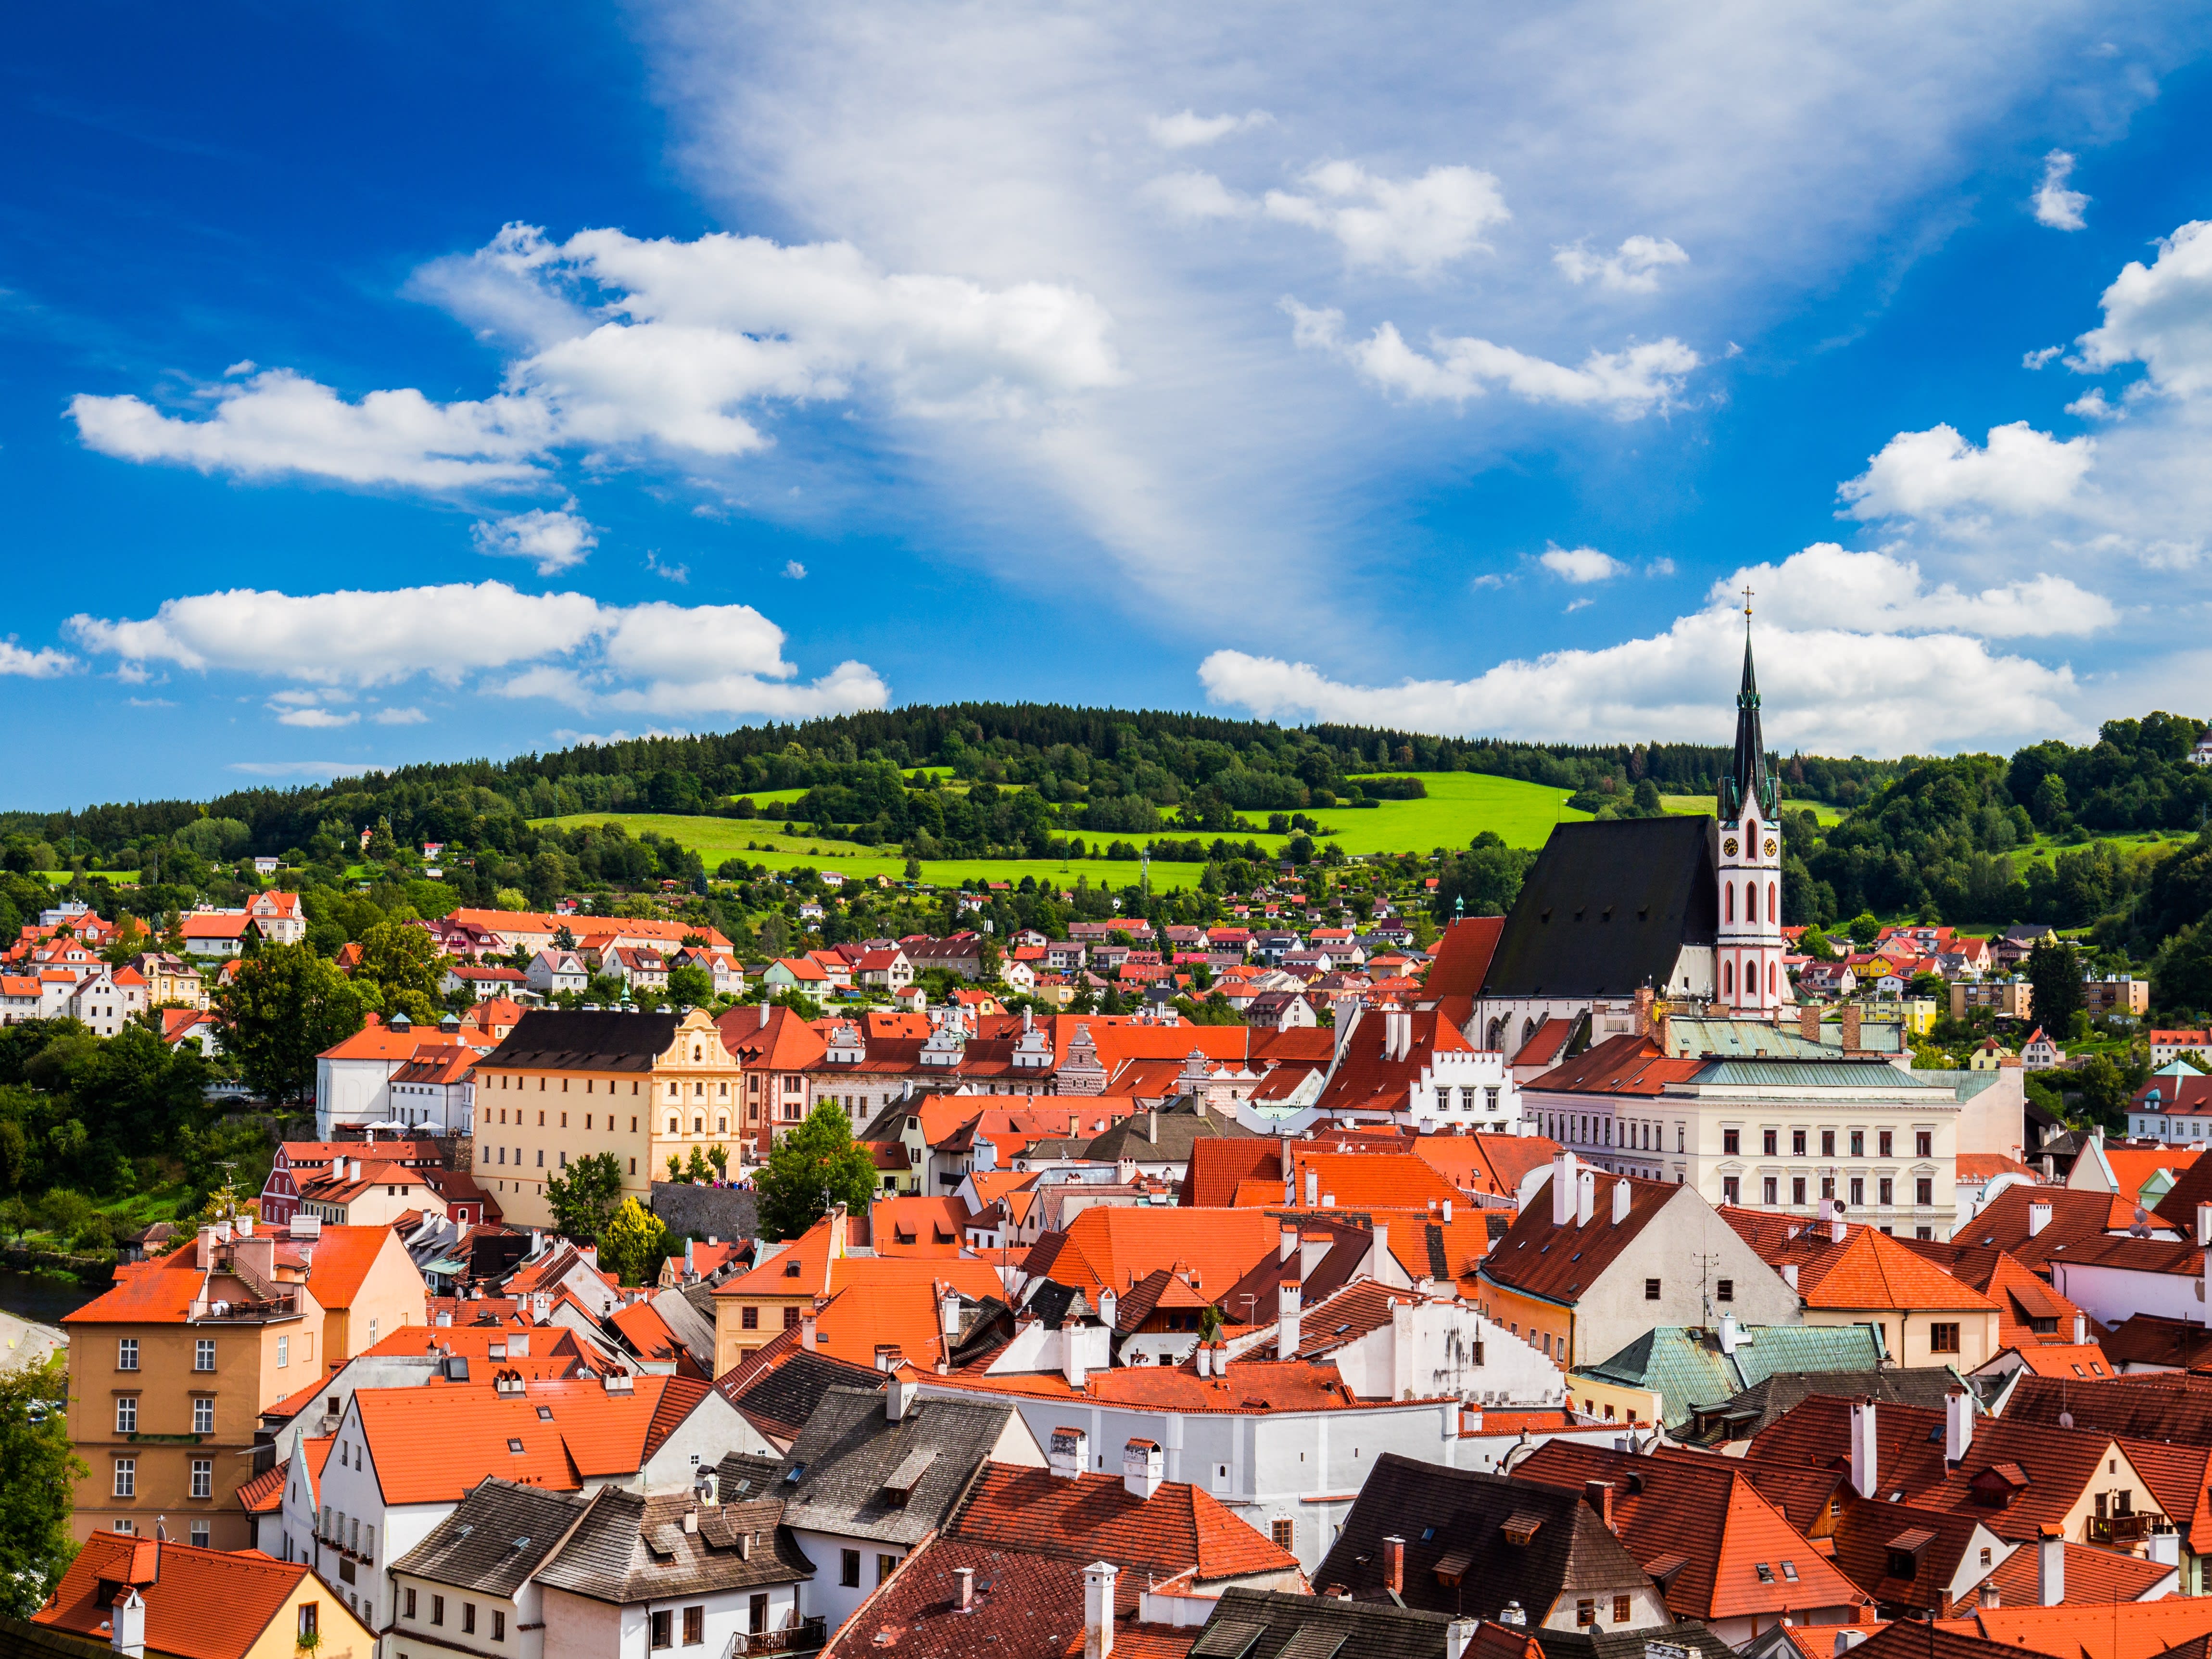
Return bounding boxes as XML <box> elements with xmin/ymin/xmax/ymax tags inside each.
<box><xmin>1781</xmin><ymin>1561</ymin><xmax>1798</xmax><ymax>1582</ymax></box>
<box><xmin>508</xmin><ymin>1439</ymin><xmax>525</xmax><ymax>1453</ymax></box>
<box><xmin>1755</xmin><ymin>1564</ymin><xmax>1774</xmax><ymax>1583</ymax></box>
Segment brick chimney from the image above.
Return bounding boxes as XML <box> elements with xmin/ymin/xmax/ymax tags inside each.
<box><xmin>1841</xmin><ymin>1004</ymin><xmax>1862</xmax><ymax>1051</ymax></box>
<box><xmin>1585</xmin><ymin>1480</ymin><xmax>1615</xmax><ymax>1531</ymax></box>
<box><xmin>1382</xmin><ymin>1535</ymin><xmax>1405</xmax><ymax>1594</ymax></box>
<box><xmin>1799</xmin><ymin>1005</ymin><xmax>1821</xmax><ymax>1042</ymax></box>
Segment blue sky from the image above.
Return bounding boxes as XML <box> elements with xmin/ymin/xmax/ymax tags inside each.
<box><xmin>8</xmin><ymin>1</ymin><xmax>2212</xmax><ymax>808</ymax></box>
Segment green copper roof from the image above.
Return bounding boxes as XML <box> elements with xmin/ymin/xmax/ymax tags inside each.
<box><xmin>1578</xmin><ymin>1322</ymin><xmax>1887</xmax><ymax>1429</ymax></box>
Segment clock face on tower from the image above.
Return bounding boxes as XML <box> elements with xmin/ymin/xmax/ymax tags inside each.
<box><xmin>1722</xmin><ymin>837</ymin><xmax>1738</xmax><ymax>857</ymax></box>
<box><xmin>1763</xmin><ymin>837</ymin><xmax>1777</xmax><ymax>858</ymax></box>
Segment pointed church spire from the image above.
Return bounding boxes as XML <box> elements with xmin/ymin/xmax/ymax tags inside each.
<box><xmin>1721</xmin><ymin>587</ymin><xmax>1774</xmax><ymax>823</ymax></box>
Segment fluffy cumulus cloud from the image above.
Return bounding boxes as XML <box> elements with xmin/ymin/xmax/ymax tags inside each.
<box><xmin>2071</xmin><ymin>220</ymin><xmax>2212</xmax><ymax>397</ymax></box>
<box><xmin>472</xmin><ymin>504</ymin><xmax>599</xmax><ymax>573</ymax></box>
<box><xmin>1288</xmin><ymin>302</ymin><xmax>1698</xmax><ymax>417</ymax></box>
<box><xmin>1714</xmin><ymin>544</ymin><xmax>2115</xmax><ymax>636</ymax></box>
<box><xmin>2033</xmin><ymin>150</ymin><xmax>2090</xmax><ymax>231</ymax></box>
<box><xmin>0</xmin><ymin>641</ymin><xmax>77</xmax><ymax>678</ymax></box>
<box><xmin>1541</xmin><ymin>545</ymin><xmax>1629</xmax><ymax>583</ymax></box>
<box><xmin>1147</xmin><ymin>109</ymin><xmax>1272</xmax><ymax>148</ymax></box>
<box><xmin>1200</xmin><ymin>602</ymin><xmax>2083</xmax><ymax>755</ymax></box>
<box><xmin>1260</xmin><ymin>162</ymin><xmax>1510</xmax><ymax>275</ymax></box>
<box><xmin>1836</xmin><ymin>421</ymin><xmax>2094</xmax><ymax>519</ymax></box>
<box><xmin>68</xmin><ymin>224</ymin><xmax>1123</xmax><ymax>489</ymax></box>
<box><xmin>1554</xmin><ymin>235</ymin><xmax>1690</xmax><ymax>293</ymax></box>
<box><xmin>65</xmin><ymin>581</ymin><xmax>886</xmax><ymax>720</ymax></box>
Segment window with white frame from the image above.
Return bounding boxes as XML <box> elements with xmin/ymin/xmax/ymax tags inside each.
<box><xmin>193</xmin><ymin>1398</ymin><xmax>214</xmax><ymax>1433</ymax></box>
<box><xmin>113</xmin><ymin>1459</ymin><xmax>135</xmax><ymax>1497</ymax></box>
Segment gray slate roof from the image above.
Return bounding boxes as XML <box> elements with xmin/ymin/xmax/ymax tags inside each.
<box><xmin>534</xmin><ymin>1486</ymin><xmax>811</xmax><ymax>1604</ymax></box>
<box><xmin>1081</xmin><ymin>1102</ymin><xmax>1260</xmax><ymax>1162</ymax></box>
<box><xmin>389</xmin><ymin>1477</ymin><xmax>589</xmax><ymax>1596</ymax></box>
<box><xmin>775</xmin><ymin>1385</ymin><xmax>1012</xmax><ymax>1546</ymax></box>
<box><xmin>1697</xmin><ymin>1365</ymin><xmax>1980</xmax><ymax>1434</ymax></box>
<box><xmin>1193</xmin><ymin>1588</ymin><xmax>1466</xmax><ymax>1659</ymax></box>
<box><xmin>481</xmin><ymin>1011</ymin><xmax>683</xmax><ymax>1072</ymax></box>
<box><xmin>1480</xmin><ymin>817</ymin><xmax>1717</xmax><ymax>1000</ymax></box>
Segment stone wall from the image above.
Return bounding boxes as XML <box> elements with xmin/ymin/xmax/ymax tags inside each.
<box><xmin>649</xmin><ymin>1181</ymin><xmax>758</xmax><ymax>1241</ymax></box>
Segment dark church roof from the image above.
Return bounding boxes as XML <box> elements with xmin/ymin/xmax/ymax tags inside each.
<box><xmin>1479</xmin><ymin>816</ymin><xmax>1717</xmax><ymax>1000</ymax></box>
<box><xmin>1721</xmin><ymin>624</ymin><xmax>1778</xmax><ymax>824</ymax></box>
<box><xmin>480</xmin><ymin>1010</ymin><xmax>682</xmax><ymax>1071</ymax></box>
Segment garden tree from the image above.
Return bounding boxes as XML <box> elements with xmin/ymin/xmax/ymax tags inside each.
<box><xmin>1798</xmin><ymin>929</ymin><xmax>1840</xmax><ymax>962</ymax></box>
<box><xmin>544</xmin><ymin>1151</ymin><xmax>625</xmax><ymax>1243</ymax></box>
<box><xmin>1908</xmin><ymin>973</ymin><xmax>1948</xmax><ymax>1003</ymax></box>
<box><xmin>684</xmin><ymin>1146</ymin><xmax>713</xmax><ymax>1181</ymax></box>
<box><xmin>214</xmin><ymin>945</ymin><xmax>367</xmax><ymax>1106</ymax></box>
<box><xmin>1431</xmin><ymin>832</ymin><xmax>1538</xmax><ymax>921</ymax></box>
<box><xmin>2155</xmin><ymin>923</ymin><xmax>2212</xmax><ymax>1017</ymax></box>
<box><xmin>1845</xmin><ymin>912</ymin><xmax>1882</xmax><ymax>945</ymax></box>
<box><xmin>597</xmin><ymin>1197</ymin><xmax>672</xmax><ymax>1286</ymax></box>
<box><xmin>2025</xmin><ymin>938</ymin><xmax>2084</xmax><ymax>1040</ymax></box>
<box><xmin>0</xmin><ymin>1355</ymin><xmax>83</xmax><ymax>1616</ymax></box>
<box><xmin>752</xmin><ymin>1101</ymin><xmax>878</xmax><ymax>1242</ymax></box>
<box><xmin>2076</xmin><ymin>1053</ymin><xmax>2134</xmax><ymax>1129</ymax></box>
<box><xmin>353</xmin><ymin>920</ymin><xmax>443</xmax><ymax>1015</ymax></box>
<box><xmin>666</xmin><ymin>962</ymin><xmax>715</xmax><ymax>1008</ymax></box>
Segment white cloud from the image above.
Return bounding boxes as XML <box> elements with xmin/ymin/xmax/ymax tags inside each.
<box><xmin>1554</xmin><ymin>235</ymin><xmax>1690</xmax><ymax>293</ymax></box>
<box><xmin>1140</xmin><ymin>170</ymin><xmax>1254</xmax><ymax>222</ymax></box>
<box><xmin>644</xmin><ymin>552</ymin><xmax>690</xmax><ymax>583</ymax></box>
<box><xmin>71</xmin><ymin>224</ymin><xmax>1125</xmax><ymax>490</ymax></box>
<box><xmin>472</xmin><ymin>504</ymin><xmax>599</xmax><ymax>573</ymax></box>
<box><xmin>66</xmin><ymin>580</ymin><xmax>887</xmax><ymax>720</ymax></box>
<box><xmin>2066</xmin><ymin>387</ymin><xmax>2125</xmax><ymax>421</ymax></box>
<box><xmin>1199</xmin><ymin>600</ymin><xmax>2084</xmax><ymax>754</ymax></box>
<box><xmin>1289</xmin><ymin>302</ymin><xmax>1699</xmax><ymax>417</ymax></box>
<box><xmin>1541</xmin><ymin>545</ymin><xmax>1629</xmax><ymax>583</ymax></box>
<box><xmin>1713</xmin><ymin>543</ymin><xmax>2115</xmax><ymax>637</ymax></box>
<box><xmin>1147</xmin><ymin>109</ymin><xmax>1272</xmax><ymax>148</ymax></box>
<box><xmin>0</xmin><ymin>641</ymin><xmax>77</xmax><ymax>678</ymax></box>
<box><xmin>2033</xmin><ymin>150</ymin><xmax>2090</xmax><ymax>231</ymax></box>
<box><xmin>782</xmin><ymin>560</ymin><xmax>808</xmax><ymax>579</ymax></box>
<box><xmin>70</xmin><ymin>369</ymin><xmax>552</xmax><ymax>488</ymax></box>
<box><xmin>1645</xmin><ymin>557</ymin><xmax>1677</xmax><ymax>577</ymax></box>
<box><xmin>374</xmin><ymin>707</ymin><xmax>430</xmax><ymax>725</ymax></box>
<box><xmin>1262</xmin><ymin>162</ymin><xmax>1509</xmax><ymax>275</ymax></box>
<box><xmin>1836</xmin><ymin>421</ymin><xmax>2094</xmax><ymax>519</ymax></box>
<box><xmin>2022</xmin><ymin>345</ymin><xmax>2063</xmax><ymax>369</ymax></box>
<box><xmin>2070</xmin><ymin>219</ymin><xmax>2212</xmax><ymax>397</ymax></box>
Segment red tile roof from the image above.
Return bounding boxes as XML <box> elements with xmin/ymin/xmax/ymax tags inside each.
<box><xmin>354</xmin><ymin>1375</ymin><xmax>705</xmax><ymax>1503</ymax></box>
<box><xmin>236</xmin><ymin>1459</ymin><xmax>289</xmax><ymax>1515</ymax></box>
<box><xmin>36</xmin><ymin>1533</ymin><xmax>354</xmax><ymax>1659</ymax></box>
<box><xmin>951</xmin><ymin>1463</ymin><xmax>1300</xmax><ymax>1583</ymax></box>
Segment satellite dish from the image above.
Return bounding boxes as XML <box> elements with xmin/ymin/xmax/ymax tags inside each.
<box><xmin>2058</xmin><ymin>1411</ymin><xmax>2075</xmax><ymax>1429</ymax></box>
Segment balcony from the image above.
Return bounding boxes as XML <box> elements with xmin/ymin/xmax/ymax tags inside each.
<box><xmin>2089</xmin><ymin>1513</ymin><xmax>2163</xmax><ymax>1545</ymax></box>
<box><xmin>189</xmin><ymin>1291</ymin><xmax>303</xmax><ymax>1323</ymax></box>
<box><xmin>720</xmin><ymin>1618</ymin><xmax>826</xmax><ymax>1657</ymax></box>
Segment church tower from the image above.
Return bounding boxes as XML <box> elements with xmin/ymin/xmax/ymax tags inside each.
<box><xmin>1715</xmin><ymin>595</ymin><xmax>1784</xmax><ymax>1014</ymax></box>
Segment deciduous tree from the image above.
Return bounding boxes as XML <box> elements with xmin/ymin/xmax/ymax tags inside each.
<box><xmin>212</xmin><ymin>944</ymin><xmax>366</xmax><ymax>1106</ymax></box>
<box><xmin>752</xmin><ymin>1102</ymin><xmax>877</xmax><ymax>1242</ymax></box>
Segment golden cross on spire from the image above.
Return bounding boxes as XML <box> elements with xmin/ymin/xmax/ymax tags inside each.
<box><xmin>1741</xmin><ymin>584</ymin><xmax>1755</xmax><ymax>622</ymax></box>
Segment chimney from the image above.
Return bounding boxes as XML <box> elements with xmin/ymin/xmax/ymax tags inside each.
<box><xmin>1498</xmin><ymin>1601</ymin><xmax>1526</xmax><ymax>1628</ymax></box>
<box><xmin>196</xmin><ymin>1224</ymin><xmax>217</xmax><ymax>1270</ymax></box>
<box><xmin>1050</xmin><ymin>1425</ymin><xmax>1090</xmax><ymax>1479</ymax></box>
<box><xmin>1849</xmin><ymin>1399</ymin><xmax>1878</xmax><ymax>1498</ymax></box>
<box><xmin>1277</xmin><ymin>1279</ymin><xmax>1303</xmax><ymax>1360</ymax></box>
<box><xmin>1585</xmin><ymin>1480</ymin><xmax>1616</xmax><ymax>1531</ymax></box>
<box><xmin>1979</xmin><ymin>1581</ymin><xmax>2001</xmax><ymax>1610</ymax></box>
<box><xmin>684</xmin><ymin>1238</ymin><xmax>696</xmax><ymax>1279</ymax></box>
<box><xmin>1371</xmin><ymin>1222</ymin><xmax>1390</xmax><ymax>1279</ymax></box>
<box><xmin>1306</xmin><ymin>1166</ymin><xmax>1320</xmax><ymax>1207</ymax></box>
<box><xmin>1576</xmin><ymin>1168</ymin><xmax>1595</xmax><ymax>1227</ymax></box>
<box><xmin>1382</xmin><ymin>1535</ymin><xmax>1406</xmax><ymax>1595</ymax></box>
<box><xmin>2038</xmin><ymin>1525</ymin><xmax>2065</xmax><ymax>1606</ymax></box>
<box><xmin>2198</xmin><ymin>1203</ymin><xmax>2212</xmax><ymax>1249</ymax></box>
<box><xmin>955</xmin><ymin>1566</ymin><xmax>975</xmax><ymax>1612</ymax></box>
<box><xmin>1634</xmin><ymin>985</ymin><xmax>1656</xmax><ymax>1037</ymax></box>
<box><xmin>1098</xmin><ymin>1287</ymin><xmax>1118</xmax><ymax>1331</ymax></box>
<box><xmin>1195</xmin><ymin>1344</ymin><xmax>1212</xmax><ymax>1380</ymax></box>
<box><xmin>1281</xmin><ymin>1138</ymin><xmax>1296</xmax><ymax>1206</ymax></box>
<box><xmin>1280</xmin><ymin>1224</ymin><xmax>1298</xmax><ymax>1264</ymax></box>
<box><xmin>1945</xmin><ymin>1390</ymin><xmax>1973</xmax><ymax>1464</ymax></box>
<box><xmin>1612</xmin><ymin>1179</ymin><xmax>1631</xmax><ymax>1226</ymax></box>
<box><xmin>1123</xmin><ymin>1437</ymin><xmax>1163</xmax><ymax>1500</ymax></box>
<box><xmin>800</xmin><ymin>1308</ymin><xmax>817</xmax><ymax>1353</ymax></box>
<box><xmin>1441</xmin><ymin>1199</ymin><xmax>1453</xmax><ymax>1223</ymax></box>
<box><xmin>110</xmin><ymin>1588</ymin><xmax>145</xmax><ymax>1659</ymax></box>
<box><xmin>1835</xmin><ymin>1635</ymin><xmax>1867</xmax><ymax>1656</ymax></box>
<box><xmin>886</xmin><ymin>1372</ymin><xmax>918</xmax><ymax>1421</ymax></box>
<box><xmin>2073</xmin><ymin>1313</ymin><xmax>2086</xmax><ymax>1345</ymax></box>
<box><xmin>1447</xmin><ymin>1622</ymin><xmax>1479</xmax><ymax>1659</ymax></box>
<box><xmin>2028</xmin><ymin>1201</ymin><xmax>2052</xmax><ymax>1238</ymax></box>
<box><xmin>1799</xmin><ymin>1005</ymin><xmax>1820</xmax><ymax>1042</ymax></box>
<box><xmin>1083</xmin><ymin>1561</ymin><xmax>1118</xmax><ymax>1659</ymax></box>
<box><xmin>1146</xmin><ymin>1110</ymin><xmax>1158</xmax><ymax>1145</ymax></box>
<box><xmin>828</xmin><ymin>1202</ymin><xmax>849</xmax><ymax>1259</ymax></box>
<box><xmin>1552</xmin><ymin>1151</ymin><xmax>1578</xmax><ymax>1225</ymax></box>
<box><xmin>1841</xmin><ymin>1004</ymin><xmax>1862</xmax><ymax>1051</ymax></box>
<box><xmin>940</xmin><ymin>1286</ymin><xmax>962</xmax><ymax>1339</ymax></box>
<box><xmin>1718</xmin><ymin>1313</ymin><xmax>1740</xmax><ymax>1355</ymax></box>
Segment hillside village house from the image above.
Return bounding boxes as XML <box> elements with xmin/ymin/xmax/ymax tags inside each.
<box><xmin>527</xmin><ymin>949</ymin><xmax>590</xmax><ymax>996</ymax></box>
<box><xmin>315</xmin><ymin>1014</ymin><xmax>495</xmax><ymax>1139</ymax></box>
<box><xmin>177</xmin><ymin>891</ymin><xmax>307</xmax><ymax>958</ymax></box>
<box><xmin>35</xmin><ymin>1531</ymin><xmax>376</xmax><ymax>1659</ymax></box>
<box><xmin>472</xmin><ymin>1008</ymin><xmax>747</xmax><ymax>1229</ymax></box>
<box><xmin>61</xmin><ymin>1219</ymin><xmax>425</xmax><ymax>1546</ymax></box>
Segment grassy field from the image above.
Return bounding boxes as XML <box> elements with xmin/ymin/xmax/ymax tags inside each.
<box><xmin>539</xmin><ymin>772</ymin><xmax>1593</xmax><ymax>886</ymax></box>
<box><xmin>2012</xmin><ymin>827</ymin><xmax>2199</xmax><ymax>868</ymax></box>
<box><xmin>1657</xmin><ymin>795</ymin><xmax>1846</xmax><ymax>826</ymax></box>
<box><xmin>533</xmin><ymin>813</ymin><xmax>1217</xmax><ymax>890</ymax></box>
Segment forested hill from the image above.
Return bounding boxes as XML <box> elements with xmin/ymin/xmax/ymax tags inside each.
<box><xmin>0</xmin><ymin>701</ymin><xmax>1896</xmax><ymax>859</ymax></box>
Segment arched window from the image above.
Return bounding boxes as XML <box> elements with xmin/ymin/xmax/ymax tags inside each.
<box><xmin>1723</xmin><ymin>960</ymin><xmax>1734</xmax><ymax>1000</ymax></box>
<box><xmin>1745</xmin><ymin>882</ymin><xmax>1756</xmax><ymax>923</ymax></box>
<box><xmin>1487</xmin><ymin>1017</ymin><xmax>1506</xmax><ymax>1051</ymax></box>
<box><xmin>1725</xmin><ymin>882</ymin><xmax>1734</xmax><ymax>923</ymax></box>
<box><xmin>1770</xmin><ymin>881</ymin><xmax>1778</xmax><ymax>920</ymax></box>
<box><xmin>1521</xmin><ymin>1016</ymin><xmax>1538</xmax><ymax>1046</ymax></box>
<box><xmin>1768</xmin><ymin>960</ymin><xmax>1778</xmax><ymax>997</ymax></box>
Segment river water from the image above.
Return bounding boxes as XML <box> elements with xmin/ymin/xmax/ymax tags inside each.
<box><xmin>0</xmin><ymin>1268</ymin><xmax>102</xmax><ymax>1325</ymax></box>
